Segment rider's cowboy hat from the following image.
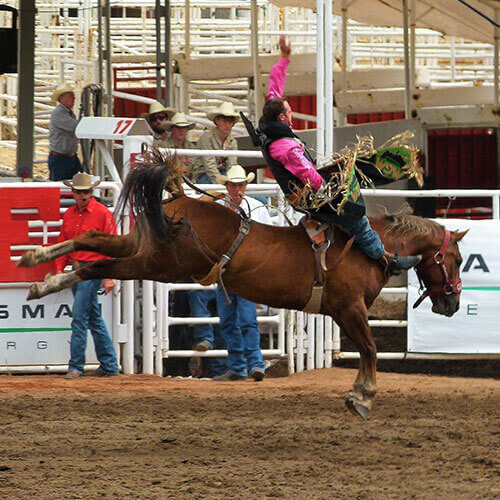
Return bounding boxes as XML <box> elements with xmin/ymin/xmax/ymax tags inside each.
<box><xmin>63</xmin><ymin>172</ymin><xmax>101</xmax><ymax>190</ymax></box>
<box><xmin>217</xmin><ymin>164</ymin><xmax>255</xmax><ymax>184</ymax></box>
<box><xmin>160</xmin><ymin>112</ymin><xmax>196</xmax><ymax>132</ymax></box>
<box><xmin>141</xmin><ymin>101</ymin><xmax>175</xmax><ymax>121</ymax></box>
<box><xmin>51</xmin><ymin>82</ymin><xmax>75</xmax><ymax>104</ymax></box>
<box><xmin>206</xmin><ymin>102</ymin><xmax>240</xmax><ymax>123</ymax></box>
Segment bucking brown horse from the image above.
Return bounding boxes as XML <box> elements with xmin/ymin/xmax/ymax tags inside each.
<box><xmin>18</xmin><ymin>154</ymin><xmax>466</xmax><ymax>419</ymax></box>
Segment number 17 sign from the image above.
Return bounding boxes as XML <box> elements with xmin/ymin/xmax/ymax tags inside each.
<box><xmin>75</xmin><ymin>117</ymin><xmax>152</xmax><ymax>140</ymax></box>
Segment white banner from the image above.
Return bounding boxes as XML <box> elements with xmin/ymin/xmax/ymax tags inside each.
<box><xmin>0</xmin><ymin>287</ymin><xmax>113</xmax><ymax>366</ymax></box>
<box><xmin>408</xmin><ymin>219</ymin><xmax>500</xmax><ymax>354</ymax></box>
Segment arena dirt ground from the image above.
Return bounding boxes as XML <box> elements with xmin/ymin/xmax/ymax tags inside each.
<box><xmin>0</xmin><ymin>368</ymin><xmax>498</xmax><ymax>500</ymax></box>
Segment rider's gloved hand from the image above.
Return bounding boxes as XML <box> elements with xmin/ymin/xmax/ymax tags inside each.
<box><xmin>315</xmin><ymin>184</ymin><xmax>329</xmax><ymax>201</ymax></box>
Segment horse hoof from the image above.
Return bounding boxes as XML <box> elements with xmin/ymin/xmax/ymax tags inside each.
<box><xmin>18</xmin><ymin>251</ymin><xmax>37</xmax><ymax>268</ymax></box>
<box><xmin>345</xmin><ymin>394</ymin><xmax>370</xmax><ymax>420</ymax></box>
<box><xmin>26</xmin><ymin>283</ymin><xmax>42</xmax><ymax>301</ymax></box>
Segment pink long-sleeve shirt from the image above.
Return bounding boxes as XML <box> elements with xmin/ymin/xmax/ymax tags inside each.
<box><xmin>266</xmin><ymin>57</ymin><xmax>323</xmax><ymax>190</ymax></box>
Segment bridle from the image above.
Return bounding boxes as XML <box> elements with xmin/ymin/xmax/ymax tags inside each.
<box><xmin>413</xmin><ymin>229</ymin><xmax>462</xmax><ymax>309</ymax></box>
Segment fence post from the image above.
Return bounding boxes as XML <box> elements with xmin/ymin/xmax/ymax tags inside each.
<box><xmin>142</xmin><ymin>280</ymin><xmax>154</xmax><ymax>374</ymax></box>
<box><xmin>306</xmin><ymin>314</ymin><xmax>315</xmax><ymax>370</ymax></box>
<box><xmin>122</xmin><ymin>280</ymin><xmax>135</xmax><ymax>374</ymax></box>
<box><xmin>154</xmin><ymin>282</ymin><xmax>164</xmax><ymax>376</ymax></box>
<box><xmin>333</xmin><ymin>321</ymin><xmax>341</xmax><ymax>360</ymax></box>
<box><xmin>315</xmin><ymin>314</ymin><xmax>324</xmax><ymax>369</ymax></box>
<box><xmin>286</xmin><ymin>310</ymin><xmax>295</xmax><ymax>375</ymax></box>
<box><xmin>296</xmin><ymin>312</ymin><xmax>304</xmax><ymax>373</ymax></box>
<box><xmin>324</xmin><ymin>317</ymin><xmax>333</xmax><ymax>368</ymax></box>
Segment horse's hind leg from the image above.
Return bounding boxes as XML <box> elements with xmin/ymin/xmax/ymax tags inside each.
<box><xmin>27</xmin><ymin>271</ymin><xmax>82</xmax><ymax>300</ymax></box>
<box><xmin>27</xmin><ymin>255</ymin><xmax>150</xmax><ymax>300</ymax></box>
<box><xmin>19</xmin><ymin>230</ymin><xmax>138</xmax><ymax>268</ymax></box>
<box><xmin>336</xmin><ymin>301</ymin><xmax>377</xmax><ymax>420</ymax></box>
<box><xmin>19</xmin><ymin>239</ymin><xmax>76</xmax><ymax>268</ymax></box>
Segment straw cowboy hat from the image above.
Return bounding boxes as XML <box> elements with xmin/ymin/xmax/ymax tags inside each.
<box><xmin>206</xmin><ymin>101</ymin><xmax>240</xmax><ymax>123</ymax></box>
<box><xmin>63</xmin><ymin>172</ymin><xmax>101</xmax><ymax>190</ymax></box>
<box><xmin>217</xmin><ymin>164</ymin><xmax>255</xmax><ymax>184</ymax></box>
<box><xmin>51</xmin><ymin>82</ymin><xmax>75</xmax><ymax>104</ymax></box>
<box><xmin>160</xmin><ymin>112</ymin><xmax>196</xmax><ymax>132</ymax></box>
<box><xmin>141</xmin><ymin>100</ymin><xmax>175</xmax><ymax>121</ymax></box>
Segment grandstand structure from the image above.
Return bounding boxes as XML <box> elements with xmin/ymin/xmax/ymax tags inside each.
<box><xmin>0</xmin><ymin>0</ymin><xmax>497</xmax><ymax>175</ymax></box>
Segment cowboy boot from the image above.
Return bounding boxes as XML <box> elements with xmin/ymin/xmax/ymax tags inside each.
<box><xmin>378</xmin><ymin>251</ymin><xmax>421</xmax><ymax>275</ymax></box>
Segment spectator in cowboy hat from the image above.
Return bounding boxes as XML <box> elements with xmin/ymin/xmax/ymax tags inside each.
<box><xmin>212</xmin><ymin>164</ymin><xmax>271</xmax><ymax>381</ymax></box>
<box><xmin>141</xmin><ymin>100</ymin><xmax>175</xmax><ymax>147</ymax></box>
<box><xmin>191</xmin><ymin>101</ymin><xmax>240</xmax><ymax>184</ymax></box>
<box><xmin>188</xmin><ymin>102</ymin><xmax>240</xmax><ymax>377</ymax></box>
<box><xmin>159</xmin><ymin>112</ymin><xmax>197</xmax><ymax>175</ymax></box>
<box><xmin>48</xmin><ymin>82</ymin><xmax>83</xmax><ymax>181</ymax></box>
<box><xmin>57</xmin><ymin>172</ymin><xmax>119</xmax><ymax>380</ymax></box>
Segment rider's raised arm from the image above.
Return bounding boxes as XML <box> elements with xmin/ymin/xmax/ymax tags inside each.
<box><xmin>267</xmin><ymin>35</ymin><xmax>292</xmax><ymax>100</ymax></box>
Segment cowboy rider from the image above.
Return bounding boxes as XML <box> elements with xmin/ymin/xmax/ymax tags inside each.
<box><xmin>257</xmin><ymin>35</ymin><xmax>421</xmax><ymax>274</ymax></box>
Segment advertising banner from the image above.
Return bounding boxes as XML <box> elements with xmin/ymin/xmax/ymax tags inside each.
<box><xmin>408</xmin><ymin>219</ymin><xmax>500</xmax><ymax>354</ymax></box>
<box><xmin>0</xmin><ymin>287</ymin><xmax>113</xmax><ymax>367</ymax></box>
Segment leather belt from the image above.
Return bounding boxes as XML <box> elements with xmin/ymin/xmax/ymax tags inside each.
<box><xmin>50</xmin><ymin>151</ymin><xmax>76</xmax><ymax>158</ymax></box>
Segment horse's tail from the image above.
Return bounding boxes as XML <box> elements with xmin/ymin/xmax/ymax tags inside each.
<box><xmin>116</xmin><ymin>155</ymin><xmax>179</xmax><ymax>241</ymax></box>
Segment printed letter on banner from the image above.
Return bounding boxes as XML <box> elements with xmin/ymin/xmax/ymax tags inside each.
<box><xmin>0</xmin><ymin>187</ymin><xmax>61</xmax><ymax>282</ymax></box>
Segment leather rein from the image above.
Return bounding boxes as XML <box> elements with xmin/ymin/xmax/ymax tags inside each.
<box><xmin>182</xmin><ymin>176</ymin><xmax>251</xmax><ymax>305</ymax></box>
<box><xmin>413</xmin><ymin>229</ymin><xmax>462</xmax><ymax>309</ymax></box>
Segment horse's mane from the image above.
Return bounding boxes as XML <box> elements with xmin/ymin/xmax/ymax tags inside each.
<box><xmin>117</xmin><ymin>148</ymin><xmax>185</xmax><ymax>241</ymax></box>
<box><xmin>374</xmin><ymin>204</ymin><xmax>442</xmax><ymax>238</ymax></box>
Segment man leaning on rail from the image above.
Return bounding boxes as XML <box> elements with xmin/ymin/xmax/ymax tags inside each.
<box><xmin>257</xmin><ymin>35</ymin><xmax>421</xmax><ymax>274</ymax></box>
<box><xmin>159</xmin><ymin>112</ymin><xmax>197</xmax><ymax>177</ymax></box>
<box><xmin>48</xmin><ymin>83</ymin><xmax>82</xmax><ymax>181</ymax></box>
<box><xmin>191</xmin><ymin>101</ymin><xmax>240</xmax><ymax>184</ymax></box>
<box><xmin>141</xmin><ymin>100</ymin><xmax>175</xmax><ymax>148</ymax></box>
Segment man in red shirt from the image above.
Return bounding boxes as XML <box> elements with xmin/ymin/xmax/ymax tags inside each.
<box><xmin>57</xmin><ymin>172</ymin><xmax>119</xmax><ymax>379</ymax></box>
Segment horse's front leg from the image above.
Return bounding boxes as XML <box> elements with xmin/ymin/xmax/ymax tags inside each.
<box><xmin>336</xmin><ymin>302</ymin><xmax>377</xmax><ymax>420</ymax></box>
<box><xmin>18</xmin><ymin>230</ymin><xmax>138</xmax><ymax>268</ymax></box>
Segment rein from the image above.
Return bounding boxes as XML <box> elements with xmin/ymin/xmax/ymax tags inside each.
<box><xmin>413</xmin><ymin>229</ymin><xmax>462</xmax><ymax>309</ymax></box>
<box><xmin>182</xmin><ymin>176</ymin><xmax>251</xmax><ymax>305</ymax></box>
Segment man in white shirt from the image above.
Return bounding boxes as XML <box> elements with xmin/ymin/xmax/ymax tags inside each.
<box><xmin>212</xmin><ymin>165</ymin><xmax>272</xmax><ymax>381</ymax></box>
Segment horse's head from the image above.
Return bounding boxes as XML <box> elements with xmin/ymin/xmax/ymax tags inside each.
<box><xmin>413</xmin><ymin>227</ymin><xmax>467</xmax><ymax>317</ymax></box>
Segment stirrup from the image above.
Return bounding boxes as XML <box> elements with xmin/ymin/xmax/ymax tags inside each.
<box><xmin>392</xmin><ymin>253</ymin><xmax>422</xmax><ymax>270</ymax></box>
<box><xmin>379</xmin><ymin>248</ymin><xmax>421</xmax><ymax>276</ymax></box>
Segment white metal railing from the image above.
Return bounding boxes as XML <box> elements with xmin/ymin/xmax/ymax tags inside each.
<box><xmin>4</xmin><ymin>161</ymin><xmax>499</xmax><ymax>375</ymax></box>
<box><xmin>139</xmin><ymin>183</ymin><xmax>288</xmax><ymax>375</ymax></box>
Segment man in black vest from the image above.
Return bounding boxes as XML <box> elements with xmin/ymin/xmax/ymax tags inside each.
<box><xmin>257</xmin><ymin>35</ymin><xmax>420</xmax><ymax>274</ymax></box>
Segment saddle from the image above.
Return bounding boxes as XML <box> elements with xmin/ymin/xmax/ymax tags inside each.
<box><xmin>300</xmin><ymin>217</ymin><xmax>354</xmax><ymax>314</ymax></box>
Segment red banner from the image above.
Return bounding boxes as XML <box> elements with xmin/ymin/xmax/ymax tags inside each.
<box><xmin>0</xmin><ymin>187</ymin><xmax>61</xmax><ymax>282</ymax></box>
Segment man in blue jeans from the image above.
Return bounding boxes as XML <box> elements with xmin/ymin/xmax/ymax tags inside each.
<box><xmin>213</xmin><ymin>165</ymin><xmax>271</xmax><ymax>381</ymax></box>
<box><xmin>68</xmin><ymin>279</ymin><xmax>118</xmax><ymax>378</ymax></box>
<box><xmin>56</xmin><ymin>172</ymin><xmax>119</xmax><ymax>379</ymax></box>
<box><xmin>188</xmin><ymin>287</ymin><xmax>227</xmax><ymax>377</ymax></box>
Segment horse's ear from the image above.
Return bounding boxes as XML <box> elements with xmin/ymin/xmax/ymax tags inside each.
<box><xmin>455</xmin><ymin>229</ymin><xmax>469</xmax><ymax>242</ymax></box>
